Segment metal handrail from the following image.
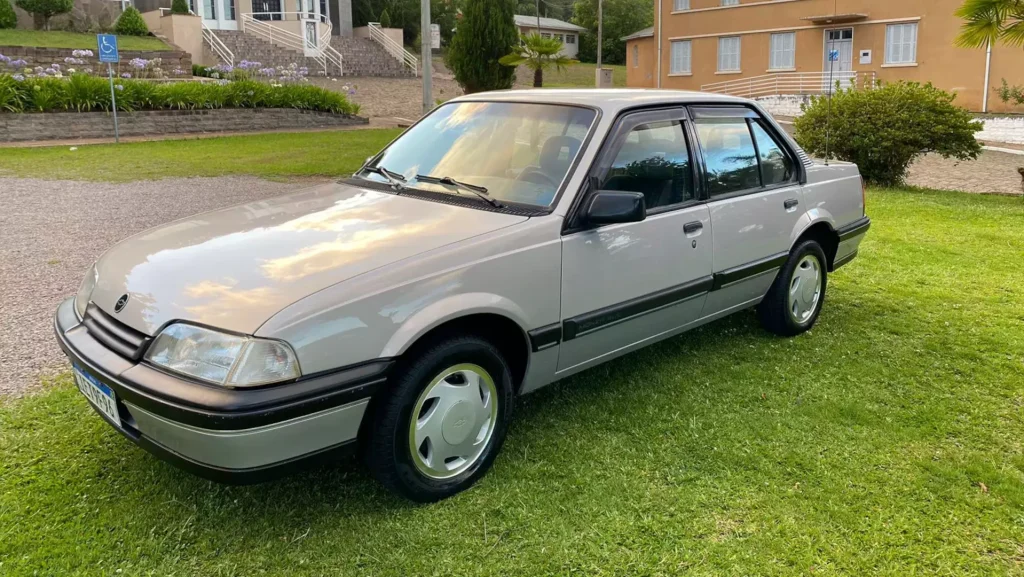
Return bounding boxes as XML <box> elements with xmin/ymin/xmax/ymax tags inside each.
<box><xmin>192</xmin><ymin>10</ymin><xmax>234</xmax><ymax>66</ymax></box>
<box><xmin>367</xmin><ymin>22</ymin><xmax>418</xmax><ymax>75</ymax></box>
<box><xmin>701</xmin><ymin>71</ymin><xmax>877</xmax><ymax>98</ymax></box>
<box><xmin>241</xmin><ymin>12</ymin><xmax>341</xmax><ymax>76</ymax></box>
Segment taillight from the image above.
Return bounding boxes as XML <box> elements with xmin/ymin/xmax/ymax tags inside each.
<box><xmin>861</xmin><ymin>176</ymin><xmax>867</xmax><ymax>215</ymax></box>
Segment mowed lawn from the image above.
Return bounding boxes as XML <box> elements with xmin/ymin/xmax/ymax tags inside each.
<box><xmin>541</xmin><ymin>62</ymin><xmax>629</xmax><ymax>88</ymax></box>
<box><xmin>0</xmin><ymin>30</ymin><xmax>169</xmax><ymax>52</ymax></box>
<box><xmin>1</xmin><ymin>134</ymin><xmax>1023</xmax><ymax>575</ymax></box>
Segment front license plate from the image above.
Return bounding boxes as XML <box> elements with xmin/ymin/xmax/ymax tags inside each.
<box><xmin>73</xmin><ymin>364</ymin><xmax>121</xmax><ymax>427</ymax></box>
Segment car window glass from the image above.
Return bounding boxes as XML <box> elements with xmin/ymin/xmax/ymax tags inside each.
<box><xmin>695</xmin><ymin>119</ymin><xmax>761</xmax><ymax>196</ymax></box>
<box><xmin>750</xmin><ymin>121</ymin><xmax>794</xmax><ymax>186</ymax></box>
<box><xmin>600</xmin><ymin>120</ymin><xmax>695</xmax><ymax>209</ymax></box>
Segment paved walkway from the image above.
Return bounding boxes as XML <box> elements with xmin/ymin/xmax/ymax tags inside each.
<box><xmin>908</xmin><ymin>150</ymin><xmax>1023</xmax><ymax>195</ymax></box>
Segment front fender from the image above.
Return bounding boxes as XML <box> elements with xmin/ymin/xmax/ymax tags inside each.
<box><xmin>380</xmin><ymin>293</ymin><xmax>531</xmax><ymax>358</ymax></box>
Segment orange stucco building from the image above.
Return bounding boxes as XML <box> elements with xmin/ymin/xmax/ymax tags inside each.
<box><xmin>624</xmin><ymin>0</ymin><xmax>1024</xmax><ymax>113</ymax></box>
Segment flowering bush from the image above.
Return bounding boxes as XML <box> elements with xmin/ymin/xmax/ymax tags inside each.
<box><xmin>0</xmin><ymin>72</ymin><xmax>360</xmax><ymax>115</ymax></box>
<box><xmin>194</xmin><ymin>61</ymin><xmax>312</xmax><ymax>83</ymax></box>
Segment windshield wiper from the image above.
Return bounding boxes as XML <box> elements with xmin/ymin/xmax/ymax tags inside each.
<box><xmin>415</xmin><ymin>174</ymin><xmax>503</xmax><ymax>208</ymax></box>
<box><xmin>359</xmin><ymin>165</ymin><xmax>407</xmax><ymax>191</ymax></box>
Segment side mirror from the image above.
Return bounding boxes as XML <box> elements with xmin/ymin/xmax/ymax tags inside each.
<box><xmin>584</xmin><ymin>191</ymin><xmax>647</xmax><ymax>226</ymax></box>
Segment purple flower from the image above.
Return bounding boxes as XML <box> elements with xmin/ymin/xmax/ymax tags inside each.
<box><xmin>129</xmin><ymin>58</ymin><xmax>149</xmax><ymax>69</ymax></box>
<box><xmin>12</xmin><ymin>74</ymin><xmax>24</xmax><ymax>82</ymax></box>
<box><xmin>120</xmin><ymin>72</ymin><xmax>132</xmax><ymax>79</ymax></box>
<box><xmin>115</xmin><ymin>84</ymin><xmax>124</xmax><ymax>91</ymax></box>
<box><xmin>11</xmin><ymin>59</ymin><xmax>28</xmax><ymax>68</ymax></box>
<box><xmin>258</xmin><ymin>67</ymin><xmax>276</xmax><ymax>76</ymax></box>
<box><xmin>238</xmin><ymin>60</ymin><xmax>262</xmax><ymax>70</ymax></box>
<box><xmin>0</xmin><ymin>54</ymin><xmax>10</xmax><ymax>64</ymax></box>
<box><xmin>72</xmin><ymin>49</ymin><xmax>94</xmax><ymax>58</ymax></box>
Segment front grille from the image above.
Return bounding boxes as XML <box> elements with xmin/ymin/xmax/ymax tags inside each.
<box><xmin>83</xmin><ymin>303</ymin><xmax>152</xmax><ymax>361</ymax></box>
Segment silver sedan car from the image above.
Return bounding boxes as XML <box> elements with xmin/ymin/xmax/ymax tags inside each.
<box><xmin>55</xmin><ymin>89</ymin><xmax>870</xmax><ymax>501</ymax></box>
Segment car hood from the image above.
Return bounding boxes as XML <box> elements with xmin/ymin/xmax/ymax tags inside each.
<box><xmin>89</xmin><ymin>182</ymin><xmax>528</xmax><ymax>336</ymax></box>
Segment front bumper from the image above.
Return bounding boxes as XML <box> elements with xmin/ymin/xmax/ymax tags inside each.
<box><xmin>54</xmin><ymin>298</ymin><xmax>390</xmax><ymax>483</ymax></box>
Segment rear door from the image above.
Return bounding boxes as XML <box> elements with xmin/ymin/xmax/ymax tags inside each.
<box><xmin>690</xmin><ymin>106</ymin><xmax>803</xmax><ymax>317</ymax></box>
<box><xmin>558</xmin><ymin>108</ymin><xmax>712</xmax><ymax>373</ymax></box>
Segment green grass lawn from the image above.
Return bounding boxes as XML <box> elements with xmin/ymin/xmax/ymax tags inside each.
<box><xmin>1</xmin><ymin>184</ymin><xmax>1022</xmax><ymax>575</ymax></box>
<box><xmin>0</xmin><ymin>30</ymin><xmax>169</xmax><ymax>52</ymax></box>
<box><xmin>540</xmin><ymin>61</ymin><xmax>628</xmax><ymax>88</ymax></box>
<box><xmin>0</xmin><ymin>129</ymin><xmax>403</xmax><ymax>181</ymax></box>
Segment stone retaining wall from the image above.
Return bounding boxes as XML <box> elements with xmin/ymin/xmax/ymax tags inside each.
<box><xmin>0</xmin><ymin>45</ymin><xmax>191</xmax><ymax>78</ymax></box>
<box><xmin>755</xmin><ymin>95</ymin><xmax>811</xmax><ymax>118</ymax></box>
<box><xmin>0</xmin><ymin>108</ymin><xmax>368</xmax><ymax>142</ymax></box>
<box><xmin>976</xmin><ymin>117</ymin><xmax>1024</xmax><ymax>145</ymax></box>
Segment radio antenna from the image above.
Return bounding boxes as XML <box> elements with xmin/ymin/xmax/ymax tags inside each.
<box><xmin>824</xmin><ymin>0</ymin><xmax>838</xmax><ymax>165</ymax></box>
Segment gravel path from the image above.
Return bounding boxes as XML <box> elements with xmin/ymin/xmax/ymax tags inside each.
<box><xmin>0</xmin><ymin>176</ymin><xmax>314</xmax><ymax>398</ymax></box>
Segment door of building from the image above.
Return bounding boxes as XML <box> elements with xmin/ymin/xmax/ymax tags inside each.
<box><xmin>822</xmin><ymin>28</ymin><xmax>853</xmax><ymax>92</ymax></box>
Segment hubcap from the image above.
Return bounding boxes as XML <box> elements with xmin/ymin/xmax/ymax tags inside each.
<box><xmin>408</xmin><ymin>363</ymin><xmax>498</xmax><ymax>480</ymax></box>
<box><xmin>788</xmin><ymin>254</ymin><xmax>822</xmax><ymax>324</ymax></box>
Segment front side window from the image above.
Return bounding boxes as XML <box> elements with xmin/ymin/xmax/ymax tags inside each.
<box><xmin>750</xmin><ymin>121</ymin><xmax>795</xmax><ymax>186</ymax></box>
<box><xmin>600</xmin><ymin>120</ymin><xmax>695</xmax><ymax>210</ymax></box>
<box><xmin>886</xmin><ymin>23</ymin><xmax>918</xmax><ymax>64</ymax></box>
<box><xmin>695</xmin><ymin>119</ymin><xmax>760</xmax><ymax>195</ymax></box>
<box><xmin>718</xmin><ymin>37</ymin><xmax>741</xmax><ymax>72</ymax></box>
<box><xmin>361</xmin><ymin>102</ymin><xmax>596</xmax><ymax>209</ymax></box>
<box><xmin>670</xmin><ymin>40</ymin><xmax>691</xmax><ymax>74</ymax></box>
<box><xmin>769</xmin><ymin>32</ymin><xmax>795</xmax><ymax>70</ymax></box>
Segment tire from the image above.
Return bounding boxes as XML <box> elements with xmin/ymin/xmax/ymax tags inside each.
<box><xmin>364</xmin><ymin>335</ymin><xmax>515</xmax><ymax>502</ymax></box>
<box><xmin>758</xmin><ymin>240</ymin><xmax>828</xmax><ymax>337</ymax></box>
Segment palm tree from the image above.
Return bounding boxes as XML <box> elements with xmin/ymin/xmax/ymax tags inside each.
<box><xmin>499</xmin><ymin>34</ymin><xmax>573</xmax><ymax>88</ymax></box>
<box><xmin>955</xmin><ymin>0</ymin><xmax>1024</xmax><ymax>48</ymax></box>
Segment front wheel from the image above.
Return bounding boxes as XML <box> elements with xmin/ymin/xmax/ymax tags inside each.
<box><xmin>364</xmin><ymin>336</ymin><xmax>514</xmax><ymax>502</ymax></box>
<box><xmin>758</xmin><ymin>240</ymin><xmax>828</xmax><ymax>337</ymax></box>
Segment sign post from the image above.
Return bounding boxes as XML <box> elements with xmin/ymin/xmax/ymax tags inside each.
<box><xmin>97</xmin><ymin>34</ymin><xmax>120</xmax><ymax>143</ymax></box>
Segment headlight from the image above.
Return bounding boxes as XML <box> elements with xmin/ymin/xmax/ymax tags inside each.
<box><xmin>75</xmin><ymin>264</ymin><xmax>98</xmax><ymax>319</ymax></box>
<box><xmin>145</xmin><ymin>324</ymin><xmax>300</xmax><ymax>387</ymax></box>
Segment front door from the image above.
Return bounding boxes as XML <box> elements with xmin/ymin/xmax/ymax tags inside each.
<box><xmin>253</xmin><ymin>0</ymin><xmax>282</xmax><ymax>21</ymax></box>
<box><xmin>823</xmin><ymin>28</ymin><xmax>854</xmax><ymax>92</ymax></box>
<box><xmin>200</xmin><ymin>0</ymin><xmax>237</xmax><ymax>29</ymax></box>
<box><xmin>558</xmin><ymin>108</ymin><xmax>713</xmax><ymax>373</ymax></box>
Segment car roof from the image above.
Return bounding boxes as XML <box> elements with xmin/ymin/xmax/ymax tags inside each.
<box><xmin>448</xmin><ymin>89</ymin><xmax>753</xmax><ymax>114</ymax></box>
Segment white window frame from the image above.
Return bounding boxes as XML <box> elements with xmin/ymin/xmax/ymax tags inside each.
<box><xmin>718</xmin><ymin>36</ymin><xmax>741</xmax><ymax>72</ymax></box>
<box><xmin>673</xmin><ymin>0</ymin><xmax>690</xmax><ymax>11</ymax></box>
<box><xmin>885</xmin><ymin>22</ymin><xmax>918</xmax><ymax>65</ymax></box>
<box><xmin>670</xmin><ymin>40</ymin><xmax>692</xmax><ymax>75</ymax></box>
<box><xmin>565</xmin><ymin>34</ymin><xmax>575</xmax><ymax>44</ymax></box>
<box><xmin>769</xmin><ymin>32</ymin><xmax>795</xmax><ymax>71</ymax></box>
<box><xmin>721</xmin><ymin>0</ymin><xmax>739</xmax><ymax>5</ymax></box>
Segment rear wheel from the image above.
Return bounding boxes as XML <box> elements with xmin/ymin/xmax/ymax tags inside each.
<box><xmin>364</xmin><ymin>336</ymin><xmax>514</xmax><ymax>502</ymax></box>
<box><xmin>758</xmin><ymin>240</ymin><xmax>827</xmax><ymax>336</ymax></box>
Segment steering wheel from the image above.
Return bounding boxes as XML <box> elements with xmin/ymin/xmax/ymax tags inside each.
<box><xmin>516</xmin><ymin>167</ymin><xmax>558</xmax><ymax>188</ymax></box>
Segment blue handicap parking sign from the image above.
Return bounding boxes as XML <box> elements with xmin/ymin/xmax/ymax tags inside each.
<box><xmin>97</xmin><ymin>34</ymin><xmax>119</xmax><ymax>63</ymax></box>
<box><xmin>829</xmin><ymin>49</ymin><xmax>840</xmax><ymax>62</ymax></box>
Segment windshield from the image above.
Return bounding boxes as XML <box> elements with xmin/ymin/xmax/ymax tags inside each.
<box><xmin>361</xmin><ymin>101</ymin><xmax>597</xmax><ymax>209</ymax></box>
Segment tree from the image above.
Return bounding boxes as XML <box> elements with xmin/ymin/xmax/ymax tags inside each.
<box><xmin>571</xmin><ymin>0</ymin><xmax>652</xmax><ymax>64</ymax></box>
<box><xmin>0</xmin><ymin>0</ymin><xmax>17</xmax><ymax>29</ymax></box>
<box><xmin>446</xmin><ymin>0</ymin><xmax>518</xmax><ymax>93</ymax></box>
<box><xmin>170</xmin><ymin>0</ymin><xmax>190</xmax><ymax>15</ymax></box>
<box><xmin>14</xmin><ymin>0</ymin><xmax>72</xmax><ymax>30</ymax></box>
<box><xmin>955</xmin><ymin>0</ymin><xmax>1024</xmax><ymax>49</ymax></box>
<box><xmin>499</xmin><ymin>33</ymin><xmax>571</xmax><ymax>87</ymax></box>
<box><xmin>114</xmin><ymin>6</ymin><xmax>150</xmax><ymax>36</ymax></box>
<box><xmin>378</xmin><ymin>7</ymin><xmax>391</xmax><ymax>27</ymax></box>
<box><xmin>794</xmin><ymin>82</ymin><xmax>983</xmax><ymax>186</ymax></box>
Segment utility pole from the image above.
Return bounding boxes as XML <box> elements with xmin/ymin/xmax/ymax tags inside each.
<box><xmin>421</xmin><ymin>0</ymin><xmax>432</xmax><ymax>115</ymax></box>
<box><xmin>596</xmin><ymin>0</ymin><xmax>602</xmax><ymax>70</ymax></box>
<box><xmin>536</xmin><ymin>0</ymin><xmax>540</xmax><ymax>33</ymax></box>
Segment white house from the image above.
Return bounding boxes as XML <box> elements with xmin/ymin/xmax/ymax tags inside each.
<box><xmin>513</xmin><ymin>15</ymin><xmax>587</xmax><ymax>59</ymax></box>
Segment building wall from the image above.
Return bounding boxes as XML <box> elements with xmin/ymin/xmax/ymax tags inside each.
<box><xmin>635</xmin><ymin>0</ymin><xmax>1024</xmax><ymax>112</ymax></box>
<box><xmin>626</xmin><ymin>36</ymin><xmax>656</xmax><ymax>87</ymax></box>
<box><xmin>516</xmin><ymin>25</ymin><xmax>581</xmax><ymax>59</ymax></box>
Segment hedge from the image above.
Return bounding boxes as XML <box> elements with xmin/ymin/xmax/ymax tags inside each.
<box><xmin>0</xmin><ymin>74</ymin><xmax>360</xmax><ymax>115</ymax></box>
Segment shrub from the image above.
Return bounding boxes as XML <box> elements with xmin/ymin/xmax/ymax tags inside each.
<box><xmin>445</xmin><ymin>0</ymin><xmax>517</xmax><ymax>93</ymax></box>
<box><xmin>997</xmin><ymin>79</ymin><xmax>1024</xmax><ymax>106</ymax></box>
<box><xmin>378</xmin><ymin>8</ymin><xmax>391</xmax><ymax>28</ymax></box>
<box><xmin>0</xmin><ymin>0</ymin><xmax>17</xmax><ymax>30</ymax></box>
<box><xmin>14</xmin><ymin>0</ymin><xmax>72</xmax><ymax>30</ymax></box>
<box><xmin>170</xmin><ymin>0</ymin><xmax>189</xmax><ymax>15</ymax></box>
<box><xmin>794</xmin><ymin>81</ymin><xmax>983</xmax><ymax>186</ymax></box>
<box><xmin>114</xmin><ymin>7</ymin><xmax>150</xmax><ymax>36</ymax></box>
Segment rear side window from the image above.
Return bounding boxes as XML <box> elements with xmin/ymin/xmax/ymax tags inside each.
<box><xmin>695</xmin><ymin>119</ymin><xmax>760</xmax><ymax>196</ymax></box>
<box><xmin>600</xmin><ymin>120</ymin><xmax>695</xmax><ymax>209</ymax></box>
<box><xmin>750</xmin><ymin>121</ymin><xmax>795</xmax><ymax>186</ymax></box>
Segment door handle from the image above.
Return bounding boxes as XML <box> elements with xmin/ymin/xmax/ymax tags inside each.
<box><xmin>683</xmin><ymin>221</ymin><xmax>703</xmax><ymax>234</ymax></box>
<box><xmin>784</xmin><ymin>198</ymin><xmax>799</xmax><ymax>210</ymax></box>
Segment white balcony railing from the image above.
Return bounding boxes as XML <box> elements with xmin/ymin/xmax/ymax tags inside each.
<box><xmin>241</xmin><ymin>12</ymin><xmax>343</xmax><ymax>76</ymax></box>
<box><xmin>367</xmin><ymin>22</ymin><xmax>418</xmax><ymax>75</ymax></box>
<box><xmin>700</xmin><ymin>71</ymin><xmax>877</xmax><ymax>99</ymax></box>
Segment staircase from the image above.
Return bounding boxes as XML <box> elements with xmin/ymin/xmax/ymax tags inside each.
<box><xmin>204</xmin><ymin>29</ymin><xmax>416</xmax><ymax>78</ymax></box>
<box><xmin>330</xmin><ymin>37</ymin><xmax>416</xmax><ymax>77</ymax></box>
<box><xmin>212</xmin><ymin>30</ymin><xmax>328</xmax><ymax>74</ymax></box>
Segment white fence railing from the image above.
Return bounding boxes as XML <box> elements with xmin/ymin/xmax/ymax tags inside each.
<box><xmin>367</xmin><ymin>22</ymin><xmax>418</xmax><ymax>75</ymax></box>
<box><xmin>700</xmin><ymin>71</ymin><xmax>877</xmax><ymax>99</ymax></box>
<box><xmin>241</xmin><ymin>12</ymin><xmax>343</xmax><ymax>76</ymax></box>
<box><xmin>203</xmin><ymin>24</ymin><xmax>235</xmax><ymax>67</ymax></box>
